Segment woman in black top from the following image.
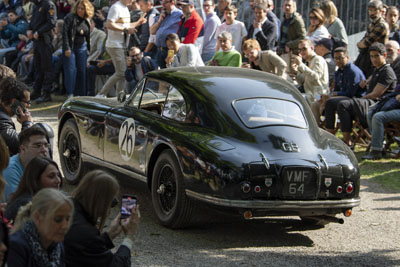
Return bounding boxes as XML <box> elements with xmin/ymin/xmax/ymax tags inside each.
<box><xmin>62</xmin><ymin>0</ymin><xmax>93</xmax><ymax>97</ymax></box>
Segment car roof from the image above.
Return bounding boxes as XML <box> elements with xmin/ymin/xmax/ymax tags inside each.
<box><xmin>145</xmin><ymin>66</ymin><xmax>303</xmax><ymax>103</ymax></box>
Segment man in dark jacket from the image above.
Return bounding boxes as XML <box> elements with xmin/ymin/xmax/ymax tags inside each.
<box><xmin>354</xmin><ymin>0</ymin><xmax>389</xmax><ymax>78</ymax></box>
<box><xmin>278</xmin><ymin>0</ymin><xmax>306</xmax><ymax>54</ymax></box>
<box><xmin>27</xmin><ymin>0</ymin><xmax>57</xmax><ymax>103</ymax></box>
<box><xmin>0</xmin><ymin>10</ymin><xmax>28</xmax><ymax>48</ymax></box>
<box><xmin>246</xmin><ymin>3</ymin><xmax>276</xmax><ymax>51</ymax></box>
<box><xmin>125</xmin><ymin>46</ymin><xmax>158</xmax><ymax>93</ymax></box>
<box><xmin>0</xmin><ymin>77</ymin><xmax>32</xmax><ymax>157</ymax></box>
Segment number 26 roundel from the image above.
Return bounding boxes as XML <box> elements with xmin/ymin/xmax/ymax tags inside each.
<box><xmin>119</xmin><ymin>118</ymin><xmax>135</xmax><ymax>161</ymax></box>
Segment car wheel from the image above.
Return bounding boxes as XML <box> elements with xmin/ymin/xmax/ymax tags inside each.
<box><xmin>151</xmin><ymin>150</ymin><xmax>194</xmax><ymax>229</ymax></box>
<box><xmin>59</xmin><ymin>119</ymin><xmax>84</xmax><ymax>184</ymax></box>
<box><xmin>300</xmin><ymin>216</ymin><xmax>330</xmax><ymax>226</ymax></box>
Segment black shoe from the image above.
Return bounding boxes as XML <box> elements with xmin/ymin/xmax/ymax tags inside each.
<box><xmin>35</xmin><ymin>94</ymin><xmax>52</xmax><ymax>104</ymax></box>
<box><xmin>361</xmin><ymin>150</ymin><xmax>383</xmax><ymax>160</ymax></box>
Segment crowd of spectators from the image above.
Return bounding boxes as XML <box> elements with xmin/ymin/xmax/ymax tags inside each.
<box><xmin>0</xmin><ymin>0</ymin><xmax>398</xmax><ymax>265</ymax></box>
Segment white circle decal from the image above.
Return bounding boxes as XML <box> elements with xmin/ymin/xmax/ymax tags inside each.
<box><xmin>119</xmin><ymin>118</ymin><xmax>135</xmax><ymax>161</ymax></box>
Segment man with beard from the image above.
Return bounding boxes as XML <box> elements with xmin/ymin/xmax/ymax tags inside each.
<box><xmin>125</xmin><ymin>46</ymin><xmax>158</xmax><ymax>93</ymax></box>
<box><xmin>385</xmin><ymin>40</ymin><xmax>400</xmax><ymax>83</ymax></box>
<box><xmin>354</xmin><ymin>0</ymin><xmax>389</xmax><ymax>78</ymax></box>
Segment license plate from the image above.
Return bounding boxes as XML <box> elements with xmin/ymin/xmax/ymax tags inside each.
<box><xmin>282</xmin><ymin>167</ymin><xmax>316</xmax><ymax>198</ymax></box>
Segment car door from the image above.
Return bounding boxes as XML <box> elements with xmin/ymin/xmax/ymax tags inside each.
<box><xmin>104</xmin><ymin>78</ymin><xmax>169</xmax><ymax>175</ymax></box>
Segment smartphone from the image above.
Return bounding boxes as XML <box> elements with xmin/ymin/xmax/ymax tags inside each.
<box><xmin>167</xmin><ymin>50</ymin><xmax>174</xmax><ymax>58</ymax></box>
<box><xmin>120</xmin><ymin>195</ymin><xmax>137</xmax><ymax>219</ymax></box>
<box><xmin>10</xmin><ymin>100</ymin><xmax>26</xmax><ymax>117</ymax></box>
<box><xmin>89</xmin><ymin>60</ymin><xmax>98</xmax><ymax>66</ymax></box>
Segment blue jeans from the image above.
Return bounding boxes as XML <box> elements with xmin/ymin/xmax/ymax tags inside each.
<box><xmin>201</xmin><ymin>51</ymin><xmax>215</xmax><ymax>64</ymax></box>
<box><xmin>367</xmin><ymin>109</ymin><xmax>400</xmax><ymax>151</ymax></box>
<box><xmin>86</xmin><ymin>63</ymin><xmax>115</xmax><ymax>96</ymax></box>
<box><xmin>63</xmin><ymin>43</ymin><xmax>87</xmax><ymax>96</ymax></box>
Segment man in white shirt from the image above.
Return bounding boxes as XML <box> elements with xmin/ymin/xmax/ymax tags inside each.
<box><xmin>97</xmin><ymin>0</ymin><xmax>146</xmax><ymax>98</ymax></box>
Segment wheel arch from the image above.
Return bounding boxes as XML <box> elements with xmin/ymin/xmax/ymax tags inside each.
<box><xmin>58</xmin><ymin>112</ymin><xmax>76</xmax><ymax>141</ymax></box>
<box><xmin>147</xmin><ymin>142</ymin><xmax>180</xmax><ymax>190</ymax></box>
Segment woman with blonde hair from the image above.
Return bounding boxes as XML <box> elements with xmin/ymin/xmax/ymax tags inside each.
<box><xmin>320</xmin><ymin>0</ymin><xmax>348</xmax><ymax>45</ymax></box>
<box><xmin>62</xmin><ymin>0</ymin><xmax>94</xmax><ymax>97</ymax></box>
<box><xmin>307</xmin><ymin>7</ymin><xmax>330</xmax><ymax>44</ymax></box>
<box><xmin>7</xmin><ymin>188</ymin><xmax>74</xmax><ymax>266</ymax></box>
<box><xmin>64</xmin><ymin>170</ymin><xmax>140</xmax><ymax>267</ymax></box>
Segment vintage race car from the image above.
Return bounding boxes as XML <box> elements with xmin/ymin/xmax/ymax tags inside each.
<box><xmin>58</xmin><ymin>67</ymin><xmax>360</xmax><ymax>228</ymax></box>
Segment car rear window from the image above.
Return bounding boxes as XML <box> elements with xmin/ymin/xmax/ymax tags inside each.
<box><xmin>233</xmin><ymin>98</ymin><xmax>307</xmax><ymax>128</ymax></box>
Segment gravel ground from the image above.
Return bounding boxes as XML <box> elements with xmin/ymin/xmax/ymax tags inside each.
<box><xmin>32</xmin><ymin>101</ymin><xmax>400</xmax><ymax>267</ymax></box>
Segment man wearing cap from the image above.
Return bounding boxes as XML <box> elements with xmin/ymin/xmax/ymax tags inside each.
<box><xmin>177</xmin><ymin>0</ymin><xmax>204</xmax><ymax>44</ymax></box>
<box><xmin>150</xmin><ymin>0</ymin><xmax>182</xmax><ymax>68</ymax></box>
<box><xmin>315</xmin><ymin>38</ymin><xmax>335</xmax><ymax>88</ymax></box>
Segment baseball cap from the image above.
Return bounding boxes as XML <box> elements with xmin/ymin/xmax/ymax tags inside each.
<box><xmin>178</xmin><ymin>0</ymin><xmax>194</xmax><ymax>5</ymax></box>
<box><xmin>315</xmin><ymin>38</ymin><xmax>333</xmax><ymax>51</ymax></box>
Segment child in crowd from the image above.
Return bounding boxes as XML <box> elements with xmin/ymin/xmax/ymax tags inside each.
<box><xmin>215</xmin><ymin>5</ymin><xmax>247</xmax><ymax>53</ymax></box>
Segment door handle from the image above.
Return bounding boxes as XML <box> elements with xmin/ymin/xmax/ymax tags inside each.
<box><xmin>137</xmin><ymin>126</ymin><xmax>147</xmax><ymax>135</ymax></box>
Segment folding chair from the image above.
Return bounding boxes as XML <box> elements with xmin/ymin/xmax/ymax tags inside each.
<box><xmin>351</xmin><ymin>119</ymin><xmax>371</xmax><ymax>147</ymax></box>
<box><xmin>383</xmin><ymin>121</ymin><xmax>400</xmax><ymax>158</ymax></box>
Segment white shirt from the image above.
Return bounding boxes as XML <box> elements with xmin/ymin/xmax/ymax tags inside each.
<box><xmin>215</xmin><ymin>21</ymin><xmax>247</xmax><ymax>53</ymax></box>
<box><xmin>106</xmin><ymin>1</ymin><xmax>131</xmax><ymax>48</ymax></box>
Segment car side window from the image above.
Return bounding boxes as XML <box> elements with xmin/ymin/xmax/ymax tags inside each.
<box><xmin>162</xmin><ymin>86</ymin><xmax>186</xmax><ymax>122</ymax></box>
<box><xmin>139</xmin><ymin>79</ymin><xmax>169</xmax><ymax>114</ymax></box>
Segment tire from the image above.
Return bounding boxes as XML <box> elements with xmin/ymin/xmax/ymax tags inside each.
<box><xmin>59</xmin><ymin>119</ymin><xmax>84</xmax><ymax>184</ymax></box>
<box><xmin>151</xmin><ymin>150</ymin><xmax>194</xmax><ymax>229</ymax></box>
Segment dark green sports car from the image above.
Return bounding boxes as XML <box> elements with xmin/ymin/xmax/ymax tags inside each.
<box><xmin>58</xmin><ymin>67</ymin><xmax>360</xmax><ymax>228</ymax></box>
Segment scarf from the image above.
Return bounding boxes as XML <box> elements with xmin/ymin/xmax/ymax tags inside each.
<box><xmin>22</xmin><ymin>220</ymin><xmax>63</xmax><ymax>267</ymax></box>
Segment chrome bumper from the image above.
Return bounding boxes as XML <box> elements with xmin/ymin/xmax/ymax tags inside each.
<box><xmin>186</xmin><ymin>190</ymin><xmax>360</xmax><ymax>209</ymax></box>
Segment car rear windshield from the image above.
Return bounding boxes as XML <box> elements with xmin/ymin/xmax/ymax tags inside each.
<box><xmin>233</xmin><ymin>98</ymin><xmax>307</xmax><ymax>128</ymax></box>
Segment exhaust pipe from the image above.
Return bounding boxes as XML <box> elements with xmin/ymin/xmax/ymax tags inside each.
<box><xmin>306</xmin><ymin>215</ymin><xmax>344</xmax><ymax>224</ymax></box>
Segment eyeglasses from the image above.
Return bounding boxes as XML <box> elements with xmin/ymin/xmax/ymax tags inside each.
<box><xmin>131</xmin><ymin>53</ymin><xmax>141</xmax><ymax>58</ymax></box>
<box><xmin>20</xmin><ymin>99</ymin><xmax>31</xmax><ymax>105</ymax></box>
<box><xmin>334</xmin><ymin>56</ymin><xmax>346</xmax><ymax>60</ymax></box>
<box><xmin>30</xmin><ymin>142</ymin><xmax>51</xmax><ymax>149</ymax></box>
<box><xmin>298</xmin><ymin>47</ymin><xmax>309</xmax><ymax>52</ymax></box>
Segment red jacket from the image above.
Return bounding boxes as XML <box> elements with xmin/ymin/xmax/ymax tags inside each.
<box><xmin>178</xmin><ymin>10</ymin><xmax>204</xmax><ymax>44</ymax></box>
